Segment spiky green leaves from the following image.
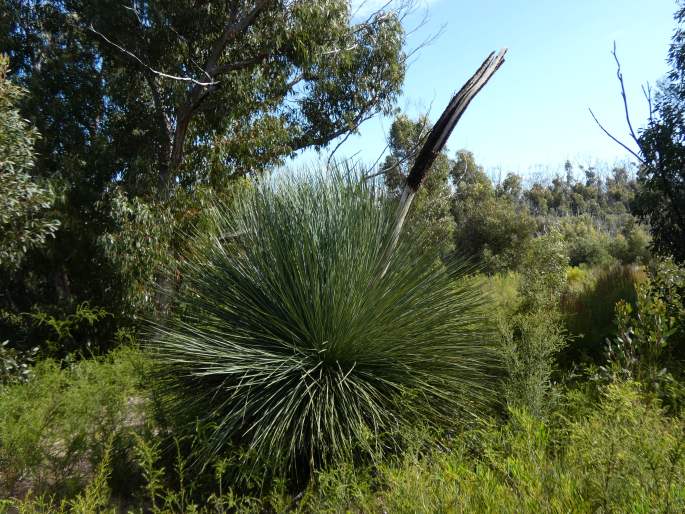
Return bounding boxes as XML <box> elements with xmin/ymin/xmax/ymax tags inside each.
<box><xmin>149</xmin><ymin>173</ymin><xmax>498</xmax><ymax>476</ymax></box>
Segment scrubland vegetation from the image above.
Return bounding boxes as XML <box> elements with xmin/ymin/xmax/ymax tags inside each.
<box><xmin>2</xmin><ymin>1</ymin><xmax>685</xmax><ymax>512</ymax></box>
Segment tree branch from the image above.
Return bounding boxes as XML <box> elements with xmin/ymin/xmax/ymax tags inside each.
<box><xmin>363</xmin><ymin>115</ymin><xmax>431</xmax><ymax>181</ymax></box>
<box><xmin>643</xmin><ymin>82</ymin><xmax>654</xmax><ymax>125</ymax></box>
<box><xmin>89</xmin><ymin>25</ymin><xmax>219</xmax><ymax>86</ymax></box>
<box><xmin>203</xmin><ymin>0</ymin><xmax>271</xmax><ymax>77</ymax></box>
<box><xmin>213</xmin><ymin>53</ymin><xmax>270</xmax><ymax>76</ymax></box>
<box><xmin>589</xmin><ymin>108</ymin><xmax>646</xmax><ymax>165</ymax></box>
<box><xmin>326</xmin><ymin>131</ymin><xmax>354</xmax><ymax>168</ymax></box>
<box><xmin>612</xmin><ymin>41</ymin><xmax>641</xmax><ymax>149</ymax></box>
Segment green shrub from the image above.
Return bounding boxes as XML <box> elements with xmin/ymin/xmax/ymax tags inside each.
<box><xmin>0</xmin><ymin>340</ymin><xmax>37</xmax><ymax>385</ymax></box>
<box><xmin>608</xmin><ymin>223</ymin><xmax>651</xmax><ymax>264</ymax></box>
<box><xmin>561</xmin><ymin>264</ymin><xmax>645</xmax><ymax>366</ymax></box>
<box><xmin>600</xmin><ymin>258</ymin><xmax>685</xmax><ymax>405</ymax></box>
<box><xmin>559</xmin><ymin>216</ymin><xmax>613</xmax><ymax>267</ymax></box>
<box><xmin>5</xmin><ymin>382</ymin><xmax>684</xmax><ymax>513</ymax></box>
<box><xmin>0</xmin><ymin>302</ymin><xmax>115</xmax><ymax>359</ymax></box>
<box><xmin>564</xmin><ymin>383</ymin><xmax>685</xmax><ymax>512</ymax></box>
<box><xmin>149</xmin><ymin>172</ymin><xmax>499</xmax><ymax>479</ymax></box>
<box><xmin>298</xmin><ymin>382</ymin><xmax>685</xmax><ymax>513</ymax></box>
<box><xmin>499</xmin><ymin>311</ymin><xmax>567</xmax><ymax>418</ymax></box>
<box><xmin>565</xmin><ymin>265</ymin><xmax>593</xmax><ymax>292</ymax></box>
<box><xmin>0</xmin><ymin>346</ymin><xmax>147</xmax><ymax>499</ymax></box>
<box><xmin>483</xmin><ymin>272</ymin><xmax>521</xmax><ymax>317</ymax></box>
<box><xmin>498</xmin><ymin>229</ymin><xmax>569</xmax><ymax>417</ymax></box>
<box><xmin>518</xmin><ymin>229</ymin><xmax>568</xmax><ymax>311</ymax></box>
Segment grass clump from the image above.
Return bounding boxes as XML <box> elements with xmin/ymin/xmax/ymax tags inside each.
<box><xmin>149</xmin><ymin>172</ymin><xmax>499</xmax><ymax>478</ymax></box>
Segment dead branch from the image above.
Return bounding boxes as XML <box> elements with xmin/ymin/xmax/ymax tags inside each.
<box><xmin>589</xmin><ymin>42</ymin><xmax>647</xmax><ymax>165</ymax></box>
<box><xmin>589</xmin><ymin>108</ymin><xmax>645</xmax><ymax>164</ymax></box>
<box><xmin>643</xmin><ymin>82</ymin><xmax>654</xmax><ymax>124</ymax></box>
<box><xmin>363</xmin><ymin>114</ymin><xmax>432</xmax><ymax>181</ymax></box>
<box><xmin>405</xmin><ymin>49</ymin><xmax>507</xmax><ymax>191</ymax></box>
<box><xmin>327</xmin><ymin>131</ymin><xmax>355</xmax><ymax>168</ymax></box>
<box><xmin>612</xmin><ymin>42</ymin><xmax>641</xmax><ymax>149</ymax></box>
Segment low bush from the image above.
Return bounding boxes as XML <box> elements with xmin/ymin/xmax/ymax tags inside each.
<box><xmin>498</xmin><ymin>230</ymin><xmax>568</xmax><ymax>417</ymax></box>
<box><xmin>598</xmin><ymin>258</ymin><xmax>685</xmax><ymax>410</ymax></box>
<box><xmin>300</xmin><ymin>382</ymin><xmax>685</xmax><ymax>513</ymax></box>
<box><xmin>0</xmin><ymin>346</ymin><xmax>147</xmax><ymax>500</ymax></box>
<box><xmin>3</xmin><ymin>357</ymin><xmax>684</xmax><ymax>512</ymax></box>
<box><xmin>561</xmin><ymin>264</ymin><xmax>645</xmax><ymax>366</ymax></box>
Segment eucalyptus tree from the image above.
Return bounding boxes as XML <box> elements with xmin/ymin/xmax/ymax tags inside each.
<box><xmin>590</xmin><ymin>4</ymin><xmax>685</xmax><ymax>262</ymax></box>
<box><xmin>0</xmin><ymin>55</ymin><xmax>58</xmax><ymax>270</ymax></box>
<box><xmin>633</xmin><ymin>2</ymin><xmax>685</xmax><ymax>262</ymax></box>
<box><xmin>0</xmin><ymin>0</ymin><xmax>407</xmax><ymax>335</ymax></box>
<box><xmin>3</xmin><ymin>0</ymin><xmax>406</xmax><ymax>196</ymax></box>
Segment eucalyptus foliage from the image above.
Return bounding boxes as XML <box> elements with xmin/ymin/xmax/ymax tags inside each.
<box><xmin>149</xmin><ymin>173</ymin><xmax>498</xmax><ymax>475</ymax></box>
<box><xmin>0</xmin><ymin>55</ymin><xmax>59</xmax><ymax>270</ymax></box>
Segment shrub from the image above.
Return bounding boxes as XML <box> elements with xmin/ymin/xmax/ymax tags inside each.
<box><xmin>483</xmin><ymin>272</ymin><xmax>521</xmax><ymax>317</ymax></box>
<box><xmin>608</xmin><ymin>223</ymin><xmax>651</xmax><ymax>264</ymax></box>
<box><xmin>498</xmin><ymin>229</ymin><xmax>569</xmax><ymax>417</ymax></box>
<box><xmin>5</xmin><ymin>382</ymin><xmax>684</xmax><ymax>513</ymax></box>
<box><xmin>0</xmin><ymin>303</ymin><xmax>114</xmax><ymax>358</ymax></box>
<box><xmin>300</xmin><ymin>382</ymin><xmax>685</xmax><ymax>513</ymax></box>
<box><xmin>518</xmin><ymin>229</ymin><xmax>568</xmax><ymax>311</ymax></box>
<box><xmin>565</xmin><ymin>382</ymin><xmax>685</xmax><ymax>512</ymax></box>
<box><xmin>0</xmin><ymin>340</ymin><xmax>37</xmax><ymax>385</ymax></box>
<box><xmin>499</xmin><ymin>311</ymin><xmax>567</xmax><ymax>417</ymax></box>
<box><xmin>0</xmin><ymin>346</ymin><xmax>147</xmax><ymax>499</ymax></box>
<box><xmin>560</xmin><ymin>264</ymin><xmax>645</xmax><ymax>366</ymax></box>
<box><xmin>559</xmin><ymin>216</ymin><xmax>613</xmax><ymax>267</ymax></box>
<box><xmin>149</xmin><ymin>172</ymin><xmax>499</xmax><ymax>479</ymax></box>
<box><xmin>601</xmin><ymin>258</ymin><xmax>685</xmax><ymax>403</ymax></box>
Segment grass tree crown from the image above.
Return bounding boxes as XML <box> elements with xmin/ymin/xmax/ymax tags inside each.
<box><xmin>149</xmin><ymin>172</ymin><xmax>499</xmax><ymax>477</ymax></box>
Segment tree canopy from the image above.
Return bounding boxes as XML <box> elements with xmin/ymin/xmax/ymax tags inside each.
<box><xmin>2</xmin><ymin>0</ymin><xmax>406</xmax><ymax>197</ymax></box>
<box><xmin>0</xmin><ymin>54</ymin><xmax>58</xmax><ymax>270</ymax></box>
<box><xmin>634</xmin><ymin>1</ymin><xmax>685</xmax><ymax>262</ymax></box>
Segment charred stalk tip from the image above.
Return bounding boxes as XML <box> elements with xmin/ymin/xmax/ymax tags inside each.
<box><xmin>405</xmin><ymin>48</ymin><xmax>507</xmax><ymax>192</ymax></box>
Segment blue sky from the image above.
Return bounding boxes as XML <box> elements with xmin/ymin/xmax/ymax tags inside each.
<box><xmin>293</xmin><ymin>0</ymin><xmax>677</xmax><ymax>178</ymax></box>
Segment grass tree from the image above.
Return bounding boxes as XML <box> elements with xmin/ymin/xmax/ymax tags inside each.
<box><xmin>149</xmin><ymin>51</ymin><xmax>507</xmax><ymax>478</ymax></box>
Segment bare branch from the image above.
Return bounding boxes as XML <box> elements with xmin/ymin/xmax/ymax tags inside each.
<box><xmin>89</xmin><ymin>25</ymin><xmax>219</xmax><ymax>86</ymax></box>
<box><xmin>326</xmin><ymin>131</ymin><xmax>355</xmax><ymax>168</ymax></box>
<box><xmin>363</xmin><ymin>114</ymin><xmax>431</xmax><ymax>181</ymax></box>
<box><xmin>363</xmin><ymin>141</ymin><xmax>392</xmax><ymax>179</ymax></box>
<box><xmin>589</xmin><ymin>108</ymin><xmax>646</xmax><ymax>164</ymax></box>
<box><xmin>612</xmin><ymin>41</ymin><xmax>641</xmax><ymax>148</ymax></box>
<box><xmin>642</xmin><ymin>82</ymin><xmax>654</xmax><ymax>124</ymax></box>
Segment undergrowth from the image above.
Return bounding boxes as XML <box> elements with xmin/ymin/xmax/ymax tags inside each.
<box><xmin>3</xmin><ymin>381</ymin><xmax>684</xmax><ymax>513</ymax></box>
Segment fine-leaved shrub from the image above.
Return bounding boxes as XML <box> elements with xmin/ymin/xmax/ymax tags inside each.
<box><xmin>498</xmin><ymin>229</ymin><xmax>568</xmax><ymax>416</ymax></box>
<box><xmin>0</xmin><ymin>346</ymin><xmax>146</xmax><ymax>499</ymax></box>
